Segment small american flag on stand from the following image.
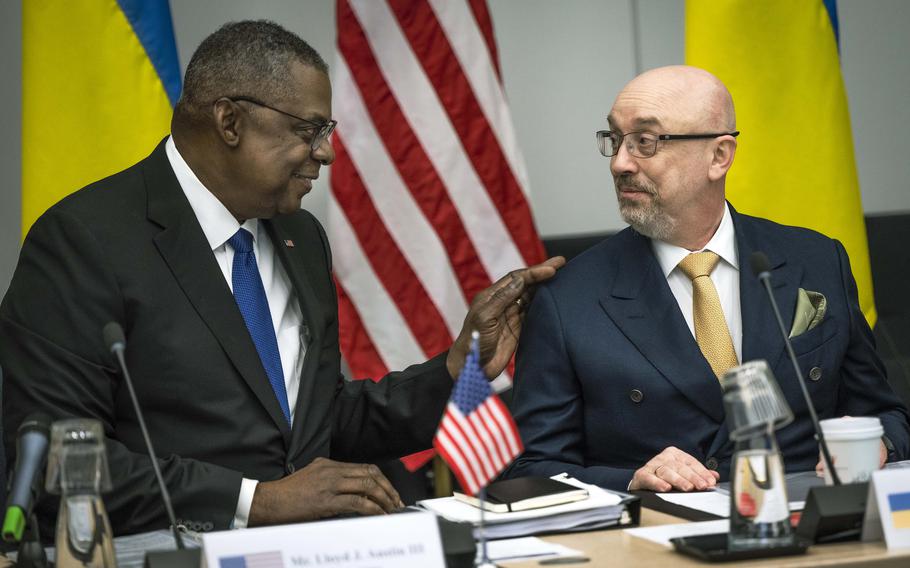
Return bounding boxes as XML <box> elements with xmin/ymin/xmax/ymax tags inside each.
<box><xmin>433</xmin><ymin>332</ymin><xmax>523</xmax><ymax>495</ymax></box>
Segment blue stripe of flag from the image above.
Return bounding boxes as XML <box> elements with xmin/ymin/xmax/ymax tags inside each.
<box><xmin>116</xmin><ymin>0</ymin><xmax>182</xmax><ymax>105</ymax></box>
<box><xmin>888</xmin><ymin>491</ymin><xmax>910</xmax><ymax>512</ymax></box>
<box><xmin>823</xmin><ymin>0</ymin><xmax>840</xmax><ymax>52</ymax></box>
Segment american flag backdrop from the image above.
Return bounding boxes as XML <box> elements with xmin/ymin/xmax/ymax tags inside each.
<box><xmin>329</xmin><ymin>0</ymin><xmax>546</xmax><ymax>383</ymax></box>
<box><xmin>434</xmin><ymin>335</ymin><xmax>523</xmax><ymax>495</ymax></box>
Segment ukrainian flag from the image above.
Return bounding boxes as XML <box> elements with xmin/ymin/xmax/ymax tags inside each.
<box><xmin>686</xmin><ymin>0</ymin><xmax>876</xmax><ymax>326</ymax></box>
<box><xmin>890</xmin><ymin>491</ymin><xmax>910</xmax><ymax>530</ymax></box>
<box><xmin>22</xmin><ymin>0</ymin><xmax>181</xmax><ymax>239</ymax></box>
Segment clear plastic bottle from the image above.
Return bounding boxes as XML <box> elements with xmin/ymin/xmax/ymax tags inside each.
<box><xmin>45</xmin><ymin>419</ymin><xmax>117</xmax><ymax>567</ymax></box>
<box><xmin>721</xmin><ymin>361</ymin><xmax>795</xmax><ymax>551</ymax></box>
<box><xmin>728</xmin><ymin>433</ymin><xmax>792</xmax><ymax>549</ymax></box>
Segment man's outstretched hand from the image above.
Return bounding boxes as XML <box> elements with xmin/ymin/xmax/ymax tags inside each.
<box><xmin>629</xmin><ymin>446</ymin><xmax>720</xmax><ymax>492</ymax></box>
<box><xmin>446</xmin><ymin>256</ymin><xmax>566</xmax><ymax>379</ymax></box>
<box><xmin>248</xmin><ymin>457</ymin><xmax>403</xmax><ymax>526</ymax></box>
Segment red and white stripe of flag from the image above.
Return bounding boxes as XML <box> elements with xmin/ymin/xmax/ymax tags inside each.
<box><xmin>330</xmin><ymin>0</ymin><xmax>545</xmax><ymax>384</ymax></box>
<box><xmin>434</xmin><ymin>395</ymin><xmax>523</xmax><ymax>496</ymax></box>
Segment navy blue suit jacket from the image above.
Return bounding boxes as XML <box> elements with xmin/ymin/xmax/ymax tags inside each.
<box><xmin>506</xmin><ymin>206</ymin><xmax>910</xmax><ymax>490</ymax></box>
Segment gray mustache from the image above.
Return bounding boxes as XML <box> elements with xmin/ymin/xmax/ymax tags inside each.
<box><xmin>616</xmin><ymin>176</ymin><xmax>656</xmax><ymax>195</ymax></box>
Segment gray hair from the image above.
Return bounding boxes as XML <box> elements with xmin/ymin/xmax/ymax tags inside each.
<box><xmin>174</xmin><ymin>20</ymin><xmax>328</xmax><ymax>122</ymax></box>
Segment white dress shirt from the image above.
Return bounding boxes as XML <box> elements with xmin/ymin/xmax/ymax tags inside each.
<box><xmin>650</xmin><ymin>203</ymin><xmax>743</xmax><ymax>363</ymax></box>
<box><xmin>165</xmin><ymin>136</ymin><xmax>305</xmax><ymax>528</ymax></box>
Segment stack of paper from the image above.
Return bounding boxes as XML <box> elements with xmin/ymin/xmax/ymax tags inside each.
<box><xmin>418</xmin><ymin>475</ymin><xmax>630</xmax><ymax>540</ymax></box>
<box><xmin>625</xmin><ymin>520</ymin><xmax>731</xmax><ymax>547</ymax></box>
<box><xmin>479</xmin><ymin>537</ymin><xmax>584</xmax><ymax>563</ymax></box>
<box><xmin>656</xmin><ymin>490</ymin><xmax>806</xmax><ymax>517</ymax></box>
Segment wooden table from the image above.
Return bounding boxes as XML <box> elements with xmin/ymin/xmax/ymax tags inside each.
<box><xmin>506</xmin><ymin>508</ymin><xmax>910</xmax><ymax>567</ymax></box>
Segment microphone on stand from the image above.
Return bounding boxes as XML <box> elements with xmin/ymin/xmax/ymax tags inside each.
<box><xmin>750</xmin><ymin>252</ymin><xmax>868</xmax><ymax>544</ymax></box>
<box><xmin>103</xmin><ymin>322</ymin><xmax>200</xmax><ymax>567</ymax></box>
<box><xmin>2</xmin><ymin>411</ymin><xmax>51</xmax><ymax>568</ymax></box>
<box><xmin>2</xmin><ymin>413</ymin><xmax>51</xmax><ymax>543</ymax></box>
<box><xmin>749</xmin><ymin>252</ymin><xmax>840</xmax><ymax>485</ymax></box>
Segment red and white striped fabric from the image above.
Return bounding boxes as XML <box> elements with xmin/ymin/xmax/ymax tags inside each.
<box><xmin>434</xmin><ymin>336</ymin><xmax>522</xmax><ymax>495</ymax></box>
<box><xmin>330</xmin><ymin>0</ymin><xmax>545</xmax><ymax>386</ymax></box>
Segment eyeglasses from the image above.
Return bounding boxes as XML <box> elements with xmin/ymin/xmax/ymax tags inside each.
<box><xmin>596</xmin><ymin>130</ymin><xmax>739</xmax><ymax>158</ymax></box>
<box><xmin>224</xmin><ymin>96</ymin><xmax>337</xmax><ymax>151</ymax></box>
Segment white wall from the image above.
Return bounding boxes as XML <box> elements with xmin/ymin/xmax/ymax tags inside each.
<box><xmin>2</xmin><ymin>0</ymin><xmax>909</xmax><ymax>297</ymax></box>
<box><xmin>488</xmin><ymin>0</ymin><xmax>686</xmax><ymax>236</ymax></box>
<box><xmin>0</xmin><ymin>0</ymin><xmax>22</xmax><ymax>300</ymax></box>
<box><xmin>840</xmin><ymin>0</ymin><xmax>910</xmax><ymax>215</ymax></box>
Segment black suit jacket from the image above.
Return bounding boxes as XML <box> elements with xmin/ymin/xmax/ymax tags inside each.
<box><xmin>506</xmin><ymin>206</ymin><xmax>910</xmax><ymax>490</ymax></box>
<box><xmin>0</xmin><ymin>140</ymin><xmax>453</xmax><ymax>535</ymax></box>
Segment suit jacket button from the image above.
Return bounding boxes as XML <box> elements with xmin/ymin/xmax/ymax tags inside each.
<box><xmin>629</xmin><ymin>389</ymin><xmax>644</xmax><ymax>403</ymax></box>
<box><xmin>809</xmin><ymin>367</ymin><xmax>822</xmax><ymax>381</ymax></box>
<box><xmin>286</xmin><ymin>462</ymin><xmax>296</xmax><ymax>475</ymax></box>
<box><xmin>706</xmin><ymin>457</ymin><xmax>719</xmax><ymax>470</ymax></box>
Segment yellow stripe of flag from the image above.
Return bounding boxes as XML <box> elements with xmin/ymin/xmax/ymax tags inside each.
<box><xmin>891</xmin><ymin>509</ymin><xmax>910</xmax><ymax>530</ymax></box>
<box><xmin>22</xmin><ymin>0</ymin><xmax>176</xmax><ymax>239</ymax></box>
<box><xmin>686</xmin><ymin>0</ymin><xmax>876</xmax><ymax>326</ymax></box>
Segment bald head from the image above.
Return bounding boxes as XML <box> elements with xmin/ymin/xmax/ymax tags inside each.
<box><xmin>605</xmin><ymin>66</ymin><xmax>739</xmax><ymax>250</ymax></box>
<box><xmin>610</xmin><ymin>66</ymin><xmax>735</xmax><ymax>133</ymax></box>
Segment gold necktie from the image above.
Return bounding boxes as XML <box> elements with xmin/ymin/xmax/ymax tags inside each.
<box><xmin>677</xmin><ymin>251</ymin><xmax>738</xmax><ymax>378</ymax></box>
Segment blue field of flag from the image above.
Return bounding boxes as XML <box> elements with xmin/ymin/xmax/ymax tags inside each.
<box><xmin>888</xmin><ymin>491</ymin><xmax>910</xmax><ymax>529</ymax></box>
<box><xmin>219</xmin><ymin>550</ymin><xmax>284</xmax><ymax>568</ymax></box>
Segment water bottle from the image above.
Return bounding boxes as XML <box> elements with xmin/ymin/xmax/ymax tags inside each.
<box><xmin>728</xmin><ymin>428</ymin><xmax>792</xmax><ymax>546</ymax></box>
<box><xmin>721</xmin><ymin>361</ymin><xmax>795</xmax><ymax>550</ymax></box>
<box><xmin>45</xmin><ymin>419</ymin><xmax>117</xmax><ymax>567</ymax></box>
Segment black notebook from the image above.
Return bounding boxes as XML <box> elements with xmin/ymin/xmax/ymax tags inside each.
<box><xmin>453</xmin><ymin>476</ymin><xmax>589</xmax><ymax>513</ymax></box>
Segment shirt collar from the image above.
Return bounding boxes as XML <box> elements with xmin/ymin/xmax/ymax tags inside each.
<box><xmin>165</xmin><ymin>136</ymin><xmax>259</xmax><ymax>250</ymax></box>
<box><xmin>651</xmin><ymin>202</ymin><xmax>739</xmax><ymax>278</ymax></box>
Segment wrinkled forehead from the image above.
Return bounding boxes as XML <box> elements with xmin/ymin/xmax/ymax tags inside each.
<box><xmin>282</xmin><ymin>61</ymin><xmax>333</xmax><ymax>121</ymax></box>
<box><xmin>608</xmin><ymin>88</ymin><xmax>694</xmax><ymax>133</ymax></box>
<box><xmin>608</xmin><ymin>71</ymin><xmax>715</xmax><ymax>133</ymax></box>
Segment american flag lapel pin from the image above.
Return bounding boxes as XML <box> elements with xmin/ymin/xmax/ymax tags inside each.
<box><xmin>284</xmin><ymin>239</ymin><xmax>295</xmax><ymax>248</ymax></box>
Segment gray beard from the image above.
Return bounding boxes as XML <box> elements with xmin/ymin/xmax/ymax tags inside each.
<box><xmin>616</xmin><ymin>181</ymin><xmax>676</xmax><ymax>242</ymax></box>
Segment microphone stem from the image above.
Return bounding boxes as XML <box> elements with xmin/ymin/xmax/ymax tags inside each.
<box><xmin>113</xmin><ymin>347</ymin><xmax>186</xmax><ymax>549</ymax></box>
<box><xmin>759</xmin><ymin>274</ymin><xmax>841</xmax><ymax>485</ymax></box>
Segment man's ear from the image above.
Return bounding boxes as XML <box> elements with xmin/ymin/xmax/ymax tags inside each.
<box><xmin>708</xmin><ymin>136</ymin><xmax>737</xmax><ymax>182</ymax></box>
<box><xmin>212</xmin><ymin>98</ymin><xmax>242</xmax><ymax>147</ymax></box>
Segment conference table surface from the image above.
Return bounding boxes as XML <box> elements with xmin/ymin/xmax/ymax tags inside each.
<box><xmin>506</xmin><ymin>508</ymin><xmax>910</xmax><ymax>567</ymax></box>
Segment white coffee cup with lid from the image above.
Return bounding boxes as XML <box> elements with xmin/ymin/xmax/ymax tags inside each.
<box><xmin>819</xmin><ymin>416</ymin><xmax>883</xmax><ymax>484</ymax></box>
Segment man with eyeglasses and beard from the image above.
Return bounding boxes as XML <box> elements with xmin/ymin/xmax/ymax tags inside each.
<box><xmin>505</xmin><ymin>65</ymin><xmax>908</xmax><ymax>493</ymax></box>
<box><xmin>0</xmin><ymin>21</ymin><xmax>563</xmax><ymax>536</ymax></box>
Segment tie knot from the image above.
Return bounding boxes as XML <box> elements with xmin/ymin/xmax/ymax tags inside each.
<box><xmin>228</xmin><ymin>228</ymin><xmax>254</xmax><ymax>254</ymax></box>
<box><xmin>678</xmin><ymin>251</ymin><xmax>720</xmax><ymax>281</ymax></box>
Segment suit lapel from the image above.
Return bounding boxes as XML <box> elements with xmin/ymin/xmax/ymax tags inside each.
<box><xmin>598</xmin><ymin>231</ymin><xmax>725</xmax><ymax>422</ymax></box>
<box><xmin>263</xmin><ymin>217</ymin><xmax>326</xmax><ymax>456</ymax></box>
<box><xmin>143</xmin><ymin>141</ymin><xmax>293</xmax><ymax>439</ymax></box>
<box><xmin>700</xmin><ymin>209</ymin><xmax>803</xmax><ymax>460</ymax></box>
<box><xmin>734</xmin><ymin>209</ymin><xmax>802</xmax><ymax>372</ymax></box>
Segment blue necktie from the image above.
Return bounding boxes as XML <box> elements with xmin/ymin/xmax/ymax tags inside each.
<box><xmin>228</xmin><ymin>228</ymin><xmax>291</xmax><ymax>424</ymax></box>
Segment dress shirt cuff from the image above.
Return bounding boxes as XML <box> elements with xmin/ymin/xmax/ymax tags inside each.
<box><xmin>233</xmin><ymin>478</ymin><xmax>258</xmax><ymax>529</ymax></box>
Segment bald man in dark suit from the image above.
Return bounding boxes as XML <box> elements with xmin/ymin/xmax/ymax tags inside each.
<box><xmin>506</xmin><ymin>65</ymin><xmax>909</xmax><ymax>492</ymax></box>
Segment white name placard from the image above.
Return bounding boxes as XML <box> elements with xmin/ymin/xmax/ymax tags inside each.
<box><xmin>203</xmin><ymin>511</ymin><xmax>446</xmax><ymax>568</ymax></box>
<box><xmin>861</xmin><ymin>468</ymin><xmax>910</xmax><ymax>550</ymax></box>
